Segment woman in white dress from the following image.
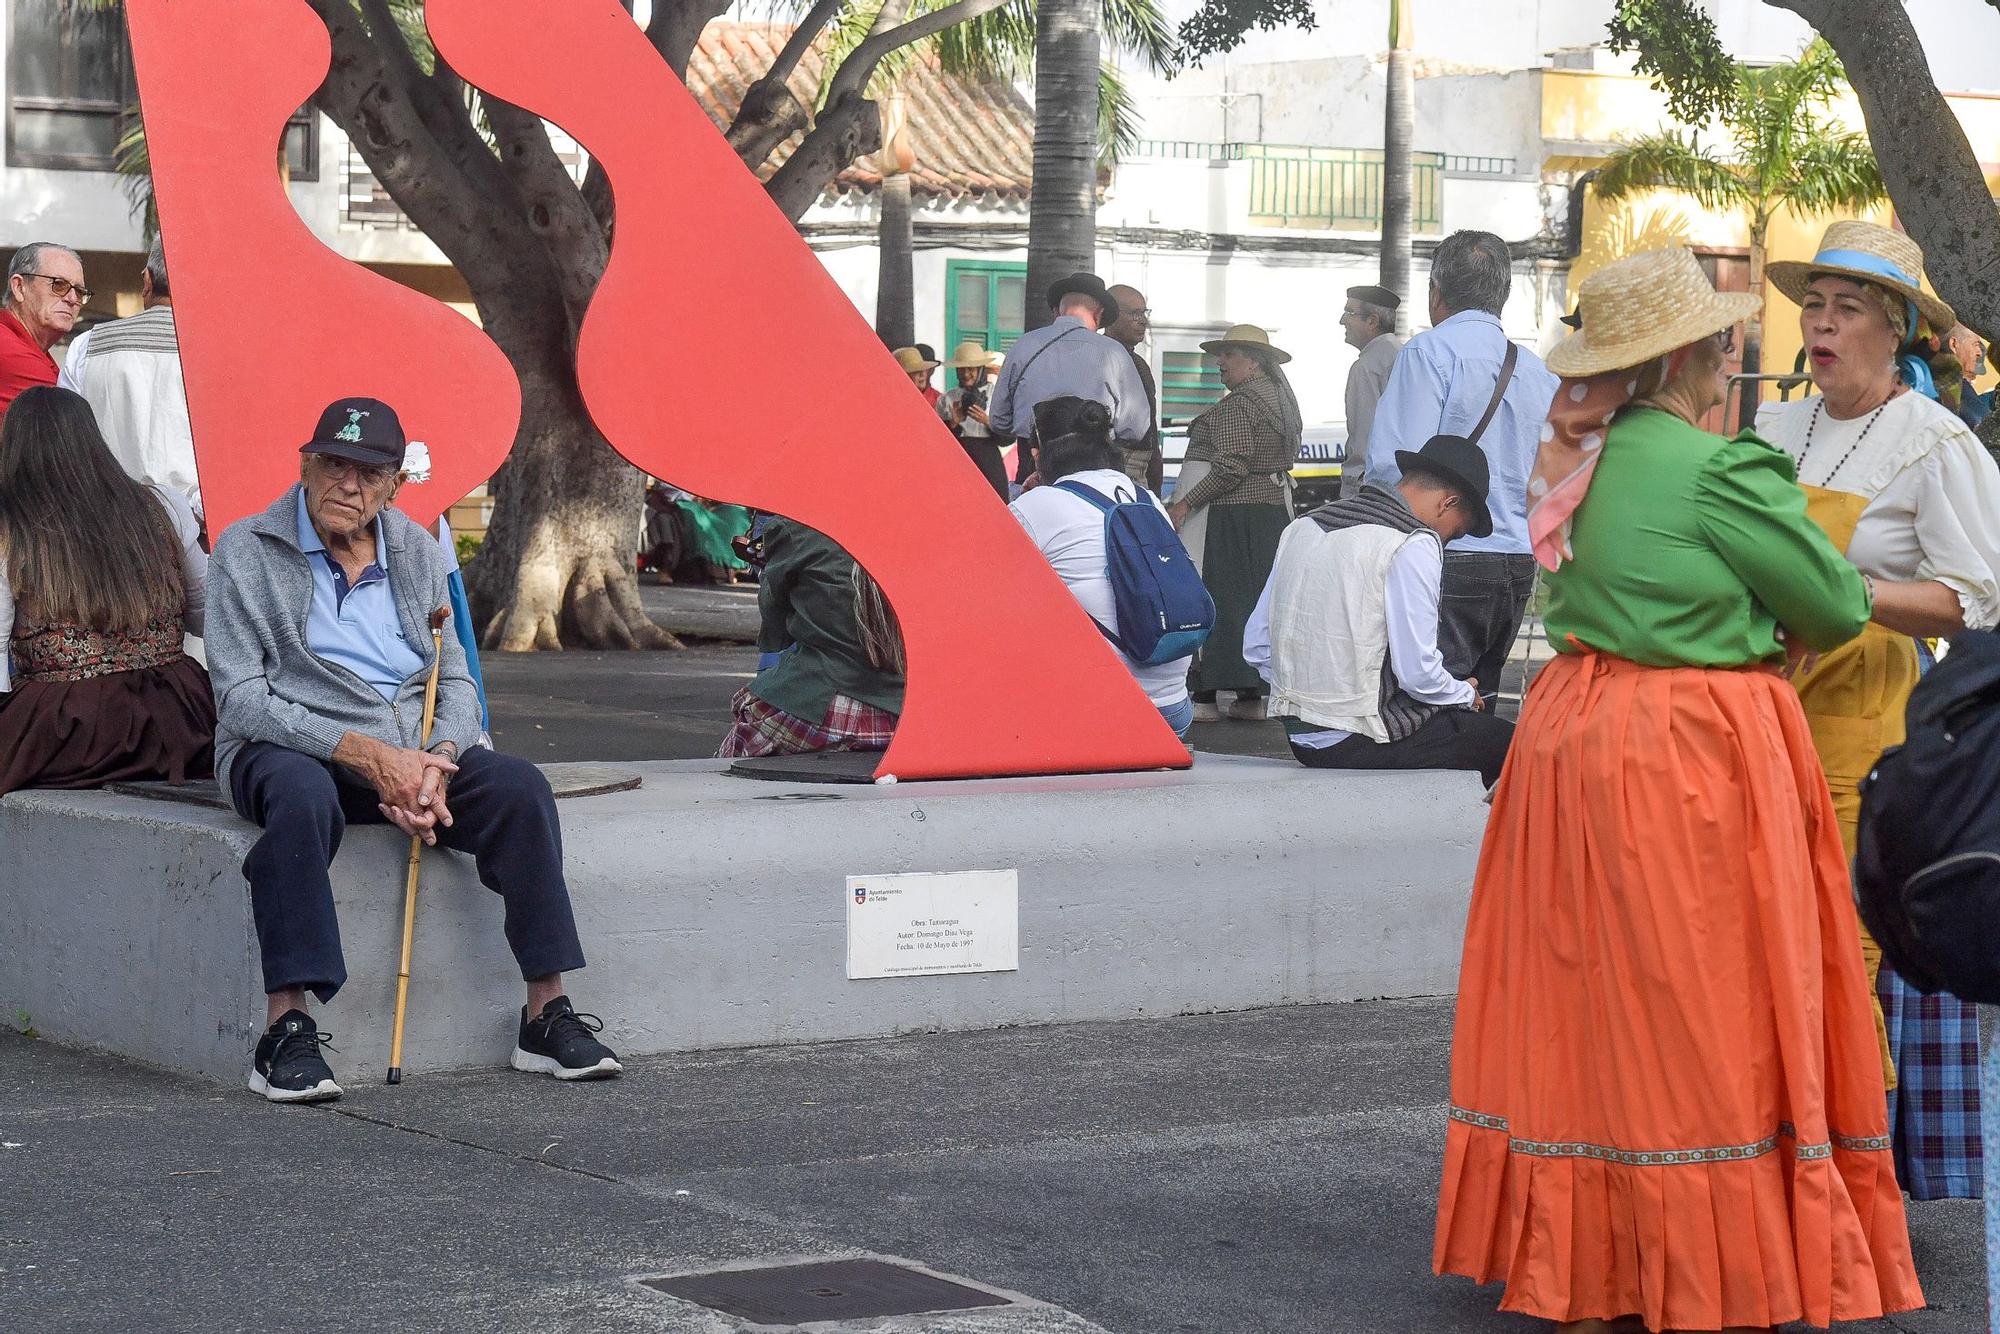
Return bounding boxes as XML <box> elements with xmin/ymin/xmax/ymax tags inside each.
<box><xmin>1758</xmin><ymin>219</ymin><xmax>2000</xmax><ymax>1202</ymax></box>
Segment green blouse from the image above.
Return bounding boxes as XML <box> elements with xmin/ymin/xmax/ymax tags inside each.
<box><xmin>1543</xmin><ymin>406</ymin><xmax>1870</xmax><ymax>668</ymax></box>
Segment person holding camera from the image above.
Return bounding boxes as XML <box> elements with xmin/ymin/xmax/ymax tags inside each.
<box><xmin>936</xmin><ymin>340</ymin><xmax>1009</xmax><ymax>501</ymax></box>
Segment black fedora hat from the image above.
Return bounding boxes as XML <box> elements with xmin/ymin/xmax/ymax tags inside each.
<box><xmin>1396</xmin><ymin>434</ymin><xmax>1493</xmax><ymax>539</ymax></box>
<box><xmin>1046</xmin><ymin>271</ymin><xmax>1119</xmax><ymax>324</ymax></box>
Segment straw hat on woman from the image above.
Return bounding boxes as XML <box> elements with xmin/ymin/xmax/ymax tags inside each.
<box><xmin>1435</xmin><ymin>246</ymin><xmax>1922</xmax><ymax>1333</ymax></box>
<box><xmin>935</xmin><ymin>341</ymin><xmax>1008</xmax><ymax>500</ymax></box>
<box><xmin>1757</xmin><ymin>219</ymin><xmax>2000</xmax><ymax>1203</ymax></box>
<box><xmin>1172</xmin><ymin>323</ymin><xmax>1303</xmax><ymax>722</ymax></box>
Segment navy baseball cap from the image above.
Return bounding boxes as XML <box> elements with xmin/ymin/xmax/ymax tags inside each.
<box><xmin>301</xmin><ymin>396</ymin><xmax>405</xmax><ymax>468</ymax></box>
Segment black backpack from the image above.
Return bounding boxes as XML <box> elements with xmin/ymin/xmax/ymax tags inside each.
<box><xmin>1854</xmin><ymin>629</ymin><xmax>2000</xmax><ymax>1003</ymax></box>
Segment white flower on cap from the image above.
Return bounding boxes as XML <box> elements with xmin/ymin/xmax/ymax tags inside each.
<box><xmin>402</xmin><ymin>441</ymin><xmax>432</xmax><ymax>483</ymax></box>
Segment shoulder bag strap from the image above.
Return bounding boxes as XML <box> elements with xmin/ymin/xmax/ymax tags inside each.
<box><xmin>1467</xmin><ymin>341</ymin><xmax>1520</xmax><ymax>446</ymax></box>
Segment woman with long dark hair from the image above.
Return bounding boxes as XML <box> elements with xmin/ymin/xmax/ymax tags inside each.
<box><xmin>0</xmin><ymin>385</ymin><xmax>214</xmax><ymax>792</ymax></box>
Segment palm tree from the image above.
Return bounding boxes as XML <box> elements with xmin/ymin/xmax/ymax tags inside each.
<box><xmin>875</xmin><ymin>91</ymin><xmax>918</xmax><ymax>345</ymax></box>
<box><xmin>1379</xmin><ymin>0</ymin><xmax>1414</xmax><ymax>333</ymax></box>
<box><xmin>1594</xmin><ymin>39</ymin><xmax>1886</xmax><ymax>422</ymax></box>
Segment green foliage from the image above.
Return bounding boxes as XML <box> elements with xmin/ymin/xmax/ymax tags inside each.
<box><xmin>1176</xmin><ymin>0</ymin><xmax>1315</xmax><ymax>63</ymax></box>
<box><xmin>455</xmin><ymin>532</ymin><xmax>483</xmax><ymax>565</ymax></box>
<box><xmin>1594</xmin><ymin>40</ymin><xmax>1885</xmax><ymax>243</ymax></box>
<box><xmin>1607</xmin><ymin>0</ymin><xmax>1733</xmax><ymax>125</ymax></box>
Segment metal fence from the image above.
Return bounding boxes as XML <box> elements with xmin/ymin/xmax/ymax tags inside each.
<box><xmin>1245</xmin><ymin>146</ymin><xmax>1443</xmax><ymax>231</ymax></box>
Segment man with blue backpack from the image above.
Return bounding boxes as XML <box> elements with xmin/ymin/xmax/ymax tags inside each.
<box><xmin>1009</xmin><ymin>395</ymin><xmax>1213</xmax><ymax>739</ymax></box>
<box><xmin>1243</xmin><ymin>434</ymin><xmax>1514</xmax><ymax>785</ymax></box>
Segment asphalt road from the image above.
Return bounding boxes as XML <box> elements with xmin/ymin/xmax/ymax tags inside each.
<box><xmin>1</xmin><ymin>999</ymin><xmax>1979</xmax><ymax>1333</ymax></box>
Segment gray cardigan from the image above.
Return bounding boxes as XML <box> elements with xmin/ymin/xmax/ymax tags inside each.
<box><xmin>206</xmin><ymin>486</ymin><xmax>480</xmax><ymax>794</ymax></box>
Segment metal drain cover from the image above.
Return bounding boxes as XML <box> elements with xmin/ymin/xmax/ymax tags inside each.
<box><xmin>642</xmin><ymin>1258</ymin><xmax>1011</xmax><ymax>1322</ymax></box>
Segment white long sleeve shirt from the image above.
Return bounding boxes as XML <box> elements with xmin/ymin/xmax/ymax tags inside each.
<box><xmin>1244</xmin><ymin>528</ymin><xmax>1473</xmax><ymax>746</ymax></box>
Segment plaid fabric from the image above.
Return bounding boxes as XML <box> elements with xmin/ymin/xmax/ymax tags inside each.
<box><xmin>1178</xmin><ymin>377</ymin><xmax>1298</xmax><ymax>511</ymax></box>
<box><xmin>1881</xmin><ymin>962</ymin><xmax>1983</xmax><ymax>1200</ymax></box>
<box><xmin>717</xmin><ymin>687</ymin><xmax>897</xmax><ymax>759</ymax></box>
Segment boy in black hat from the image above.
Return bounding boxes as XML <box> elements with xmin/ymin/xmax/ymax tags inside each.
<box><xmin>988</xmin><ymin>271</ymin><xmax>1153</xmax><ymax>486</ymax></box>
<box><xmin>205</xmin><ymin>397</ymin><xmax>622</xmax><ymax>1102</ymax></box>
<box><xmin>1242</xmin><ymin>434</ymin><xmax>1514</xmax><ymax>785</ymax></box>
<box><xmin>1338</xmin><ymin>283</ymin><xmax>1403</xmax><ymax>498</ymax></box>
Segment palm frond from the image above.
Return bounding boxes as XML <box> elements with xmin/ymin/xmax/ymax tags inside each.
<box><xmin>1778</xmin><ymin>123</ymin><xmax>1887</xmax><ymax>218</ymax></box>
<box><xmin>1593</xmin><ymin>130</ymin><xmax>1749</xmax><ymax>211</ymax></box>
<box><xmin>1099</xmin><ymin>58</ymin><xmax>1141</xmax><ymax>169</ymax></box>
<box><xmin>114</xmin><ymin>109</ymin><xmax>156</xmax><ymax>240</ymax></box>
<box><xmin>1103</xmin><ymin>0</ymin><xmax>1176</xmax><ymax>75</ymax></box>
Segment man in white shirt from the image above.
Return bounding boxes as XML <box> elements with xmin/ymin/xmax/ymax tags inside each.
<box><xmin>1245</xmin><ymin>434</ymin><xmax>1514</xmax><ymax>785</ymax></box>
<box><xmin>59</xmin><ymin>235</ymin><xmax>201</xmax><ymax>524</ymax></box>
<box><xmin>989</xmin><ymin>272</ymin><xmax>1153</xmax><ymax>485</ymax></box>
<box><xmin>1337</xmin><ymin>284</ymin><xmax>1402</xmax><ymax>498</ymax></box>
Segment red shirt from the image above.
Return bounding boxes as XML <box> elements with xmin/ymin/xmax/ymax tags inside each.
<box><xmin>0</xmin><ymin>309</ymin><xmax>57</xmax><ymax>419</ymax></box>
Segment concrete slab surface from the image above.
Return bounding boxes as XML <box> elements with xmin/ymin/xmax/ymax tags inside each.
<box><xmin>0</xmin><ymin>999</ymin><xmax>1979</xmax><ymax>1334</ymax></box>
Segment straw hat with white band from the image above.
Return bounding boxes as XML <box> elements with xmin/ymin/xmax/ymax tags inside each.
<box><xmin>1545</xmin><ymin>247</ymin><xmax>1761</xmax><ymax>378</ymax></box>
<box><xmin>1200</xmin><ymin>324</ymin><xmax>1291</xmax><ymax>364</ymax></box>
<box><xmin>943</xmin><ymin>340</ymin><xmax>1001</xmax><ymax>370</ymax></box>
<box><xmin>892</xmin><ymin>346</ymin><xmax>939</xmax><ymax>374</ymax></box>
<box><xmin>1766</xmin><ymin>219</ymin><xmax>1956</xmax><ymax>338</ymax></box>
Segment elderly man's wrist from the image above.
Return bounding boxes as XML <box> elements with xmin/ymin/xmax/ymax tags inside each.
<box><xmin>428</xmin><ymin>739</ymin><xmax>460</xmax><ymax>761</ymax></box>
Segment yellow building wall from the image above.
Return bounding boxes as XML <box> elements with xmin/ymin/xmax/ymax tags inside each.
<box><xmin>1560</xmin><ymin>74</ymin><xmax>2000</xmax><ymax>398</ymax></box>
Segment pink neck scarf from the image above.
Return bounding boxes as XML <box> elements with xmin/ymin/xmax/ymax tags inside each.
<box><xmin>1527</xmin><ymin>349</ymin><xmax>1687</xmax><ymax>571</ymax></box>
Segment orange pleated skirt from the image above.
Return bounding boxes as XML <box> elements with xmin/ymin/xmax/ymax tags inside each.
<box><xmin>1433</xmin><ymin>652</ymin><xmax>1923</xmax><ymax>1331</ymax></box>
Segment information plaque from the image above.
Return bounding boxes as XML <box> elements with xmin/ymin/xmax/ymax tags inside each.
<box><xmin>846</xmin><ymin>870</ymin><xmax>1020</xmax><ymax>980</ymax></box>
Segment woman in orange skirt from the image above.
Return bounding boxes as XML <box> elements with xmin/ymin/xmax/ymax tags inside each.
<box><xmin>1433</xmin><ymin>248</ymin><xmax>1922</xmax><ymax>1332</ymax></box>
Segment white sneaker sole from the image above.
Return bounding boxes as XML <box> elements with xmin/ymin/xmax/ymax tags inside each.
<box><xmin>247</xmin><ymin>1070</ymin><xmax>342</xmax><ymax>1103</ymax></box>
<box><xmin>510</xmin><ymin>1046</ymin><xmax>623</xmax><ymax>1081</ymax></box>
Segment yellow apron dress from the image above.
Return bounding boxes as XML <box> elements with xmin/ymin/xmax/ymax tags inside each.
<box><xmin>1790</xmin><ymin>483</ymin><xmax>1920</xmax><ymax>1085</ymax></box>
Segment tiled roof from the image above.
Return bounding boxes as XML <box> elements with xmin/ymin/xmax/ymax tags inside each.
<box><xmin>687</xmin><ymin>22</ymin><xmax>1033</xmax><ymax>204</ymax></box>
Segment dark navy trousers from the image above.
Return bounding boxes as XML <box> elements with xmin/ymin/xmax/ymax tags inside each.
<box><xmin>229</xmin><ymin>741</ymin><xmax>587</xmax><ymax>1001</ymax></box>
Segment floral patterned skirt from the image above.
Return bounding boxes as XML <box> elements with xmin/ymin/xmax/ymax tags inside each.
<box><xmin>0</xmin><ymin>655</ymin><xmax>215</xmax><ymax>795</ymax></box>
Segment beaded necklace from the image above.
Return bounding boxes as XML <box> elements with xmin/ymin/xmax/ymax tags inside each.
<box><xmin>1796</xmin><ymin>394</ymin><xmax>1892</xmax><ymax>488</ymax></box>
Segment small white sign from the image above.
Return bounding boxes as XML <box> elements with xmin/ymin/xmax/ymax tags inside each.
<box><xmin>846</xmin><ymin>870</ymin><xmax>1020</xmax><ymax>980</ymax></box>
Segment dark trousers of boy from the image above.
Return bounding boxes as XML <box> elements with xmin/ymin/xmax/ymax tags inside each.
<box><xmin>229</xmin><ymin>742</ymin><xmax>586</xmax><ymax>1000</ymax></box>
<box><xmin>1289</xmin><ymin>709</ymin><xmax>1515</xmax><ymax>788</ymax></box>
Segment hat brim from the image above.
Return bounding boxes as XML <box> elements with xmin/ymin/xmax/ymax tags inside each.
<box><xmin>1543</xmin><ymin>290</ymin><xmax>1762</xmax><ymax>378</ymax></box>
<box><xmin>1765</xmin><ymin>258</ymin><xmax>1957</xmax><ymax>338</ymax></box>
<box><xmin>1396</xmin><ymin>451</ymin><xmax>1493</xmax><ymax>539</ymax></box>
<box><xmin>301</xmin><ymin>439</ymin><xmax>402</xmax><ymax>468</ymax></box>
<box><xmin>1199</xmin><ymin>339</ymin><xmax>1293</xmax><ymax>365</ymax></box>
<box><xmin>942</xmin><ymin>356</ymin><xmax>990</xmax><ymax>369</ymax></box>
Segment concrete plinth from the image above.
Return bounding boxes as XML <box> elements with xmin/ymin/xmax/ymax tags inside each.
<box><xmin>0</xmin><ymin>755</ymin><xmax>1487</xmax><ymax>1082</ymax></box>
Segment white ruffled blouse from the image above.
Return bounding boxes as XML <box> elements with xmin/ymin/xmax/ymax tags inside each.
<box><xmin>1757</xmin><ymin>391</ymin><xmax>2000</xmax><ymax>631</ymax></box>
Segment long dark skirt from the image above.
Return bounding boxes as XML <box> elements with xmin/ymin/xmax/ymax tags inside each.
<box><xmin>1190</xmin><ymin>501</ymin><xmax>1290</xmax><ymax>695</ymax></box>
<box><xmin>0</xmin><ymin>656</ymin><xmax>215</xmax><ymax>795</ymax></box>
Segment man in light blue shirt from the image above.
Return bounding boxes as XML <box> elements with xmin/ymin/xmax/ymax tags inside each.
<box><xmin>988</xmin><ymin>271</ymin><xmax>1153</xmax><ymax>483</ymax></box>
<box><xmin>1365</xmin><ymin>230</ymin><xmax>1559</xmax><ymax>698</ymax></box>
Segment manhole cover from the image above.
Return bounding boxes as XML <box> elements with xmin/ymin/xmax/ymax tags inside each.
<box><xmin>642</xmin><ymin>1258</ymin><xmax>1011</xmax><ymax>1322</ymax></box>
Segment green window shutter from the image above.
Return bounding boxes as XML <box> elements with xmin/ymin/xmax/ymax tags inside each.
<box><xmin>1159</xmin><ymin>349</ymin><xmax>1225</xmax><ymax>426</ymax></box>
<box><xmin>945</xmin><ymin>259</ymin><xmax>1028</xmax><ymax>356</ymax></box>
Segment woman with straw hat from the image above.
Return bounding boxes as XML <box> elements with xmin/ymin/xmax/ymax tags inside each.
<box><xmin>1170</xmin><ymin>323</ymin><xmax>1302</xmax><ymax>722</ymax></box>
<box><xmin>1756</xmin><ymin>219</ymin><xmax>2000</xmax><ymax>1204</ymax></box>
<box><xmin>1434</xmin><ymin>246</ymin><xmax>1922</xmax><ymax>1332</ymax></box>
<box><xmin>936</xmin><ymin>340</ymin><xmax>1009</xmax><ymax>500</ymax></box>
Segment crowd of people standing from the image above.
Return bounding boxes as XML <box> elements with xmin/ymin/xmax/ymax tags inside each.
<box><xmin>5</xmin><ymin>213</ymin><xmax>2000</xmax><ymax>1329</ymax></box>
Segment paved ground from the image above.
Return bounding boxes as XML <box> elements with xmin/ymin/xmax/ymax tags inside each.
<box><xmin>1</xmin><ymin>999</ymin><xmax>1980</xmax><ymax>1334</ymax></box>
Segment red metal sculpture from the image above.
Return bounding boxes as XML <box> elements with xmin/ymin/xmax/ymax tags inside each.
<box><xmin>126</xmin><ymin>0</ymin><xmax>1189</xmax><ymax>780</ymax></box>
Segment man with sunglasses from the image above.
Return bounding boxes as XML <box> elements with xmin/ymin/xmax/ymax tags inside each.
<box><xmin>0</xmin><ymin>242</ymin><xmax>87</xmax><ymax>419</ymax></box>
<box><xmin>206</xmin><ymin>397</ymin><xmax>622</xmax><ymax>1103</ymax></box>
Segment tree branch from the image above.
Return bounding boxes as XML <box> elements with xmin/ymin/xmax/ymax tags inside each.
<box><xmin>828</xmin><ymin>0</ymin><xmax>1013</xmax><ymax>100</ymax></box>
<box><xmin>645</xmin><ymin>0</ymin><xmax>732</xmax><ymax>78</ymax></box>
<box><xmin>1766</xmin><ymin>0</ymin><xmax>2000</xmax><ymax>340</ymax></box>
<box><xmin>724</xmin><ymin>0</ymin><xmax>843</xmax><ymax>168</ymax></box>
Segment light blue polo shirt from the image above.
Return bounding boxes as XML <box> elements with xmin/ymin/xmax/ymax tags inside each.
<box><xmin>295</xmin><ymin>490</ymin><xmax>425</xmax><ymax>701</ymax></box>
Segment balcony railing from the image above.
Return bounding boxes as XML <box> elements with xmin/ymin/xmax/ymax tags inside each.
<box><xmin>1244</xmin><ymin>145</ymin><xmax>1443</xmax><ymax>232</ymax></box>
<box><xmin>342</xmin><ymin>132</ymin><xmax>590</xmax><ymax>230</ymax></box>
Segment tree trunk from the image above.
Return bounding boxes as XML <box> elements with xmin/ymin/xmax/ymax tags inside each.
<box><xmin>876</xmin><ymin>173</ymin><xmax>916</xmax><ymax>346</ymax></box>
<box><xmin>1025</xmin><ymin>0</ymin><xmax>1102</xmax><ymax>332</ymax></box>
<box><xmin>1738</xmin><ymin>227</ymin><xmax>1767</xmax><ymax>432</ymax></box>
<box><xmin>1770</xmin><ymin>0</ymin><xmax>1999</xmax><ymax>341</ymax></box>
<box><xmin>1380</xmin><ymin>0</ymin><xmax>1415</xmax><ymax>335</ymax></box>
<box><xmin>464</xmin><ymin>363</ymin><xmax>679</xmax><ymax>652</ymax></box>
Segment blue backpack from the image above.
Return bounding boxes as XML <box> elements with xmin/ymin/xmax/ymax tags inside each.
<box><xmin>1053</xmin><ymin>480</ymin><xmax>1214</xmax><ymax>665</ymax></box>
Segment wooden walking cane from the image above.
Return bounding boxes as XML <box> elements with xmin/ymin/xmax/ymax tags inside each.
<box><xmin>387</xmin><ymin>606</ymin><xmax>452</xmax><ymax>1086</ymax></box>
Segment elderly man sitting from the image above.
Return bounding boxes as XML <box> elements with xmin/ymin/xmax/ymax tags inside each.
<box><xmin>207</xmin><ymin>397</ymin><xmax>619</xmax><ymax>1103</ymax></box>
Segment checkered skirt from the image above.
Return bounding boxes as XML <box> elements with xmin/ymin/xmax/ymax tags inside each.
<box><xmin>717</xmin><ymin>688</ymin><xmax>897</xmax><ymax>759</ymax></box>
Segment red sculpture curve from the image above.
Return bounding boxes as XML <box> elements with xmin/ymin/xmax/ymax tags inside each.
<box><xmin>425</xmin><ymin>0</ymin><xmax>1189</xmax><ymax>780</ymax></box>
<box><xmin>124</xmin><ymin>0</ymin><xmax>519</xmax><ymax>534</ymax></box>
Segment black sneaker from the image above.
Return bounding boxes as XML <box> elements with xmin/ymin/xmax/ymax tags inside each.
<box><xmin>511</xmin><ymin>996</ymin><xmax>622</xmax><ymax>1081</ymax></box>
<box><xmin>249</xmin><ymin>1010</ymin><xmax>342</xmax><ymax>1104</ymax></box>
